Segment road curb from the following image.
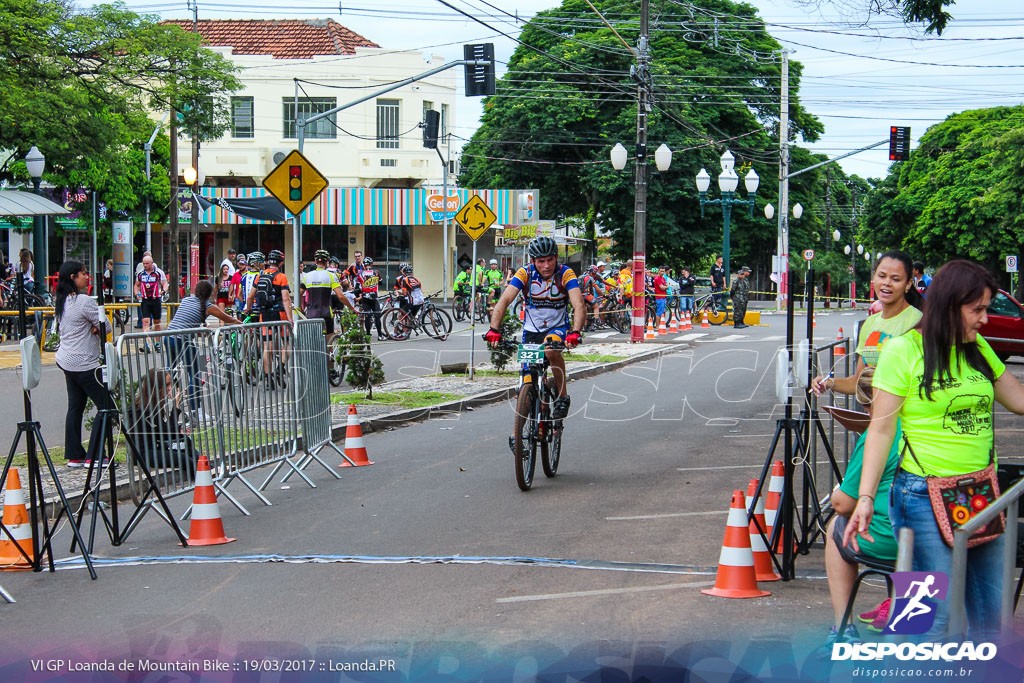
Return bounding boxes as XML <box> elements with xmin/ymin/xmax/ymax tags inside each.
<box><xmin>330</xmin><ymin>343</ymin><xmax>688</xmax><ymax>440</ymax></box>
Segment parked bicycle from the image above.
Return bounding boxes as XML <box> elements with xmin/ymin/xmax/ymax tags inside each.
<box><xmin>694</xmin><ymin>291</ymin><xmax>729</xmax><ymax>325</ymax></box>
<box><xmin>380</xmin><ymin>290</ymin><xmax>453</xmax><ymax>341</ymax></box>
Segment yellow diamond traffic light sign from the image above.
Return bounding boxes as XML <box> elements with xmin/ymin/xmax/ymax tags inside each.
<box><xmin>454</xmin><ymin>195</ymin><xmax>498</xmax><ymax>241</ymax></box>
<box><xmin>262</xmin><ymin>150</ymin><xmax>328</xmax><ymax>216</ymax></box>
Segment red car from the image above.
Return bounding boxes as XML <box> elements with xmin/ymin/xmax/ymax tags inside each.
<box><xmin>981</xmin><ymin>289</ymin><xmax>1024</xmax><ymax>361</ymax></box>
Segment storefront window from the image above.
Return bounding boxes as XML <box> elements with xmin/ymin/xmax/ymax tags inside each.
<box><xmin>301</xmin><ymin>225</ymin><xmax>347</xmax><ymax>263</ymax></box>
<box><xmin>364</xmin><ymin>225</ymin><xmax>411</xmax><ymax>289</ymax></box>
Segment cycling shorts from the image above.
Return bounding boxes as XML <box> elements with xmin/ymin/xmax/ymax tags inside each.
<box><xmin>140</xmin><ymin>299</ymin><xmax>162</xmax><ymax>321</ymax></box>
<box><xmin>522</xmin><ymin>325</ymin><xmax>566</xmax><ymax>345</ymax></box>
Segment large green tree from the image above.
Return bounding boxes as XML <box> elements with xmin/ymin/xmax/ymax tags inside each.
<box><xmin>798</xmin><ymin>1</ymin><xmax>956</xmax><ymax>34</ymax></box>
<box><xmin>459</xmin><ymin>0</ymin><xmax>824</xmax><ymax>277</ymax></box>
<box><xmin>860</xmin><ymin>105</ymin><xmax>1024</xmax><ymax>288</ymax></box>
<box><xmin>0</xmin><ymin>0</ymin><xmax>238</xmax><ymax>184</ymax></box>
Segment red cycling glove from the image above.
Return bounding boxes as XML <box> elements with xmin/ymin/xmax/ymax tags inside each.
<box><xmin>483</xmin><ymin>328</ymin><xmax>502</xmax><ymax>345</ymax></box>
<box><xmin>565</xmin><ymin>331</ymin><xmax>582</xmax><ymax>348</ymax></box>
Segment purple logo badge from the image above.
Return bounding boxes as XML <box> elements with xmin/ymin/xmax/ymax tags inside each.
<box><xmin>884</xmin><ymin>571</ymin><xmax>949</xmax><ymax>635</ymax></box>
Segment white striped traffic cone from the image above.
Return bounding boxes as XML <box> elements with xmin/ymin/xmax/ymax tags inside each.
<box><xmin>702</xmin><ymin>490</ymin><xmax>771</xmax><ymax>599</ymax></box>
<box><xmin>764</xmin><ymin>460</ymin><xmax>794</xmax><ymax>554</ymax></box>
<box><xmin>668</xmin><ymin>313</ymin><xmax>679</xmax><ymax>333</ymax></box>
<box><xmin>835</xmin><ymin>328</ymin><xmax>846</xmax><ymax>357</ymax></box>
<box><xmin>340</xmin><ymin>404</ymin><xmax>374</xmax><ymax>467</ymax></box>
<box><xmin>185</xmin><ymin>455</ymin><xmax>236</xmax><ymax>546</ymax></box>
<box><xmin>657</xmin><ymin>315</ymin><xmax>668</xmax><ymax>336</ymax></box>
<box><xmin>682</xmin><ymin>312</ymin><xmax>692</xmax><ymax>331</ymax></box>
<box><xmin>747</xmin><ymin>478</ymin><xmax>781</xmax><ymax>582</ymax></box>
<box><xmin>701</xmin><ymin>310</ymin><xmax>710</xmax><ymax>329</ymax></box>
<box><xmin>644</xmin><ymin>319</ymin><xmax>656</xmax><ymax>341</ymax></box>
<box><xmin>0</xmin><ymin>469</ymin><xmax>33</xmax><ymax>570</ymax></box>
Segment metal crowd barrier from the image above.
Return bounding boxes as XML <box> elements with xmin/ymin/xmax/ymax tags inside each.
<box><xmin>210</xmin><ymin>320</ymin><xmax>309</xmax><ymax>508</ymax></box>
<box><xmin>114</xmin><ymin>328</ymin><xmax>229</xmax><ymax>525</ymax></box>
<box><xmin>288</xmin><ymin>319</ymin><xmax>349</xmax><ymax>478</ymax></box>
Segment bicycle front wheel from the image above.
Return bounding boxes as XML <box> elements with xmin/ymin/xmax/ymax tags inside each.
<box><xmin>424</xmin><ymin>306</ymin><xmax>452</xmax><ymax>340</ymax></box>
<box><xmin>513</xmin><ymin>383</ymin><xmax>538</xmax><ymax>491</ymax></box>
<box><xmin>541</xmin><ymin>380</ymin><xmax>561</xmax><ymax>478</ymax></box>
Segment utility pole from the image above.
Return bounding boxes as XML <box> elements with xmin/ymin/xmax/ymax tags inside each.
<box><xmin>189</xmin><ymin>0</ymin><xmax>200</xmax><ymax>293</ymax></box>
<box><xmin>169</xmin><ymin>107</ymin><xmax>180</xmax><ymax>305</ymax></box>
<box><xmin>630</xmin><ymin>0</ymin><xmax>651</xmax><ymax>343</ymax></box>
<box><xmin>776</xmin><ymin>50</ymin><xmax>790</xmax><ymax>312</ymax></box>
<box><xmin>851</xmin><ymin>187</ymin><xmax>858</xmax><ymax>307</ymax></box>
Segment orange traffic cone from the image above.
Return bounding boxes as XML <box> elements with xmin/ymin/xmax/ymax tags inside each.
<box><xmin>702</xmin><ymin>490</ymin><xmax>771</xmax><ymax>599</ymax></box>
<box><xmin>0</xmin><ymin>469</ymin><xmax>33</xmax><ymax>570</ymax></box>
<box><xmin>701</xmin><ymin>310</ymin><xmax>710</xmax><ymax>329</ymax></box>
<box><xmin>682</xmin><ymin>312</ymin><xmax>692</xmax><ymax>331</ymax></box>
<box><xmin>657</xmin><ymin>315</ymin><xmax>668</xmax><ymax>336</ymax></box>
<box><xmin>763</xmin><ymin>460</ymin><xmax>794</xmax><ymax>554</ymax></box>
<box><xmin>746</xmin><ymin>479</ymin><xmax>781</xmax><ymax>582</ymax></box>
<box><xmin>644</xmin><ymin>319</ymin><xmax>656</xmax><ymax>341</ymax></box>
<box><xmin>668</xmin><ymin>313</ymin><xmax>679</xmax><ymax>333</ymax></box>
<box><xmin>812</xmin><ymin>312</ymin><xmax>818</xmax><ymax>328</ymax></box>
<box><xmin>185</xmin><ymin>455</ymin><xmax>235</xmax><ymax>546</ymax></box>
<box><xmin>340</xmin><ymin>404</ymin><xmax>375</xmax><ymax>467</ymax></box>
<box><xmin>835</xmin><ymin>328</ymin><xmax>846</xmax><ymax>357</ymax></box>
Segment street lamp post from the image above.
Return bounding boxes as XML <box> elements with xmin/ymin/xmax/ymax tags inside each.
<box><xmin>610</xmin><ymin>141</ymin><xmax>672</xmax><ymax>342</ymax></box>
<box><xmin>25</xmin><ymin>146</ymin><xmax>46</xmax><ymax>296</ymax></box>
<box><xmin>833</xmin><ymin>230</ymin><xmax>864</xmax><ymax>308</ymax></box>
<box><xmin>183</xmin><ymin>165</ymin><xmax>205</xmax><ymax>293</ymax></box>
<box><xmin>696</xmin><ymin>150</ymin><xmax>759</xmax><ymax>285</ymax></box>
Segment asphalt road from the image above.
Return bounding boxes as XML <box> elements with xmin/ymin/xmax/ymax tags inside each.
<box><xmin>3</xmin><ymin>311</ymin><xmax>1022</xmax><ymax>681</ymax></box>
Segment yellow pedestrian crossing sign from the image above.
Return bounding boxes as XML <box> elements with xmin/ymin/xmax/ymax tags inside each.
<box><xmin>454</xmin><ymin>195</ymin><xmax>498</xmax><ymax>241</ymax></box>
<box><xmin>262</xmin><ymin>150</ymin><xmax>329</xmax><ymax>216</ymax></box>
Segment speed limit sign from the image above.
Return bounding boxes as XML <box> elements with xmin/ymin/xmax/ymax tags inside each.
<box><xmin>1007</xmin><ymin>255</ymin><xmax>1018</xmax><ymax>273</ymax></box>
<box><xmin>803</xmin><ymin>249</ymin><xmax>814</xmax><ymax>262</ymax></box>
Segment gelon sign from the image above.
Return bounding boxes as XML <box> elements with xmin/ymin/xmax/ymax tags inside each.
<box><xmin>426</xmin><ymin>194</ymin><xmax>460</xmax><ymax>222</ymax></box>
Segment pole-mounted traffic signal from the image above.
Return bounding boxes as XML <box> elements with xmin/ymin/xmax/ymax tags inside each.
<box><xmin>889</xmin><ymin>126</ymin><xmax>910</xmax><ymax>161</ymax></box>
<box><xmin>423</xmin><ymin>109</ymin><xmax>440</xmax><ymax>149</ymax></box>
<box><xmin>289</xmin><ymin>165</ymin><xmax>302</xmax><ymax>201</ymax></box>
<box><xmin>464</xmin><ymin>43</ymin><xmax>495</xmax><ymax>97</ymax></box>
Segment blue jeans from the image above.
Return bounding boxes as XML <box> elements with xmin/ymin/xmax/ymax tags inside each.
<box><xmin>680</xmin><ymin>296</ymin><xmax>693</xmax><ymax>312</ymax></box>
<box><xmin>655</xmin><ymin>298</ymin><xmax>666</xmax><ymax>318</ymax></box>
<box><xmin>889</xmin><ymin>470</ymin><xmax>1005</xmax><ymax>640</ymax></box>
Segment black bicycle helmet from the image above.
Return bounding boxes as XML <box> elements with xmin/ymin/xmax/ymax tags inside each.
<box><xmin>248</xmin><ymin>251</ymin><xmax>265</xmax><ymax>263</ymax></box>
<box><xmin>528</xmin><ymin>236</ymin><xmax>557</xmax><ymax>259</ymax></box>
<box><xmin>267</xmin><ymin>249</ymin><xmax>284</xmax><ymax>264</ymax></box>
<box><xmin>314</xmin><ymin>249</ymin><xmax>330</xmax><ymax>261</ymax></box>
<box><xmin>400</xmin><ymin>264</ymin><xmax>413</xmax><ymax>275</ymax></box>
<box><xmin>362</xmin><ymin>256</ymin><xmax>374</xmax><ymax>266</ymax></box>
<box><xmin>329</xmin><ymin>256</ymin><xmax>341</xmax><ymax>266</ymax></box>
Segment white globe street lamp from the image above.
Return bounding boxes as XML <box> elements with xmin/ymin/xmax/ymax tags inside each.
<box><xmin>654</xmin><ymin>143</ymin><xmax>672</xmax><ymax>172</ymax></box>
<box><xmin>696</xmin><ymin>149</ymin><xmax>760</xmax><ymax>284</ymax></box>
<box><xmin>610</xmin><ymin>143</ymin><xmax>628</xmax><ymax>171</ymax></box>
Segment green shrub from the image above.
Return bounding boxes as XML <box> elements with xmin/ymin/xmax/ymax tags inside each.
<box><xmin>489</xmin><ymin>312</ymin><xmax>522</xmax><ymax>373</ymax></box>
<box><xmin>336</xmin><ymin>310</ymin><xmax>385</xmax><ymax>398</ymax></box>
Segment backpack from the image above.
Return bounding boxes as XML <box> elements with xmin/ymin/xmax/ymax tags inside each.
<box><xmin>254</xmin><ymin>270</ymin><xmax>281</xmax><ymax>311</ymax></box>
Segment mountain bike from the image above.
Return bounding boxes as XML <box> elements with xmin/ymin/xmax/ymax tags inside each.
<box><xmin>694</xmin><ymin>291</ymin><xmax>729</xmax><ymax>325</ymax></box>
<box><xmin>452</xmin><ymin>292</ymin><xmax>470</xmax><ymax>322</ymax></box>
<box><xmin>506</xmin><ymin>338</ymin><xmax>566</xmax><ymax>491</ymax></box>
<box><xmin>380</xmin><ymin>291</ymin><xmax>453</xmax><ymax>341</ymax></box>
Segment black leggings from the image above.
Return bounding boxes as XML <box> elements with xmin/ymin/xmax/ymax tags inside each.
<box><xmin>62</xmin><ymin>367</ymin><xmax>115</xmax><ymax>463</ymax></box>
<box><xmin>358</xmin><ymin>296</ymin><xmax>382</xmax><ymax>337</ymax></box>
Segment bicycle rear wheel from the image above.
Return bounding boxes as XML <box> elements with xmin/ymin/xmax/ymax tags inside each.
<box><xmin>327</xmin><ymin>334</ymin><xmax>346</xmax><ymax>387</ymax></box>
<box><xmin>380</xmin><ymin>308</ymin><xmax>410</xmax><ymax>341</ymax></box>
<box><xmin>513</xmin><ymin>383</ymin><xmax>538</xmax><ymax>491</ymax></box>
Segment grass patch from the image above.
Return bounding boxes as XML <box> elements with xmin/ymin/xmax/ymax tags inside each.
<box><xmin>433</xmin><ymin>369</ymin><xmax>518</xmax><ymax>378</ymax></box>
<box><xmin>330</xmin><ymin>390</ymin><xmax>465</xmax><ymax>408</ymax></box>
<box><xmin>10</xmin><ymin>445</ymin><xmax>129</xmax><ymax>468</ymax></box>
<box><xmin>565</xmin><ymin>353</ymin><xmax>625</xmax><ymax>363</ymax></box>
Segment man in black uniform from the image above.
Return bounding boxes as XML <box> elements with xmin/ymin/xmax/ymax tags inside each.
<box><xmin>710</xmin><ymin>255</ymin><xmax>726</xmax><ymax>310</ymax></box>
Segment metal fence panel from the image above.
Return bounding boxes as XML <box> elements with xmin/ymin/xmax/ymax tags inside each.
<box><xmin>290</xmin><ymin>319</ymin><xmax>346</xmax><ymax>475</ymax></box>
<box><xmin>210</xmin><ymin>320</ymin><xmax>310</xmax><ymax>501</ymax></box>
<box><xmin>114</xmin><ymin>328</ymin><xmax>224</xmax><ymax>511</ymax></box>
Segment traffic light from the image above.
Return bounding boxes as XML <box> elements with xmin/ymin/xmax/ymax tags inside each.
<box><xmin>464</xmin><ymin>43</ymin><xmax>495</xmax><ymax>97</ymax></box>
<box><xmin>423</xmin><ymin>109</ymin><xmax>440</xmax><ymax>149</ymax></box>
<box><xmin>889</xmin><ymin>126</ymin><xmax>911</xmax><ymax>161</ymax></box>
<box><xmin>289</xmin><ymin>165</ymin><xmax>302</xmax><ymax>201</ymax></box>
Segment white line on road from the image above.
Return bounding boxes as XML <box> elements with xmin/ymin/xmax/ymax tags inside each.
<box><xmin>587</xmin><ymin>331</ymin><xmax>618</xmax><ymax>339</ymax></box>
<box><xmin>496</xmin><ymin>581</ymin><xmax>715</xmax><ymax>603</ymax></box>
<box><xmin>676</xmin><ymin>465</ymin><xmax>762</xmax><ymax>471</ymax></box>
<box><xmin>723</xmin><ymin>434</ymin><xmax>777</xmax><ymax>438</ymax></box>
<box><xmin>762</xmin><ymin>336</ymin><xmax>785</xmax><ymax>341</ymax></box>
<box><xmin>673</xmin><ymin>333</ymin><xmax>707</xmax><ymax>341</ymax></box>
<box><xmin>696</xmin><ymin>334</ymin><xmax>746</xmax><ymax>343</ymax></box>
<box><xmin>606</xmin><ymin>510</ymin><xmax>724</xmax><ymax>521</ymax></box>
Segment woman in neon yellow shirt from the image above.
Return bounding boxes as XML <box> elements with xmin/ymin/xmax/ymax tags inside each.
<box><xmin>812</xmin><ymin>250</ymin><xmax>923</xmax><ymax>397</ymax></box>
<box><xmin>844</xmin><ymin>260</ymin><xmax>1024</xmax><ymax>639</ymax></box>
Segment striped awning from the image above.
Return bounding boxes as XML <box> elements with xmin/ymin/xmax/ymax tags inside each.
<box><xmin>0</xmin><ymin>190</ymin><xmax>71</xmax><ymax>217</ymax></box>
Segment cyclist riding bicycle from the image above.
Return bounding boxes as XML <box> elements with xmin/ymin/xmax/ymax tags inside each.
<box><xmin>241</xmin><ymin>252</ymin><xmax>265</xmax><ymax>319</ymax></box>
<box><xmin>301</xmin><ymin>249</ymin><xmax>355</xmax><ymax>334</ymax></box>
<box><xmin>453</xmin><ymin>262</ymin><xmax>472</xmax><ymax>300</ymax></box>
<box><xmin>244</xmin><ymin>249</ymin><xmax>292</xmax><ymax>324</ymax></box>
<box><xmin>355</xmin><ymin>256</ymin><xmax>385</xmax><ymax>339</ymax></box>
<box><xmin>484</xmin><ymin>236</ymin><xmax>585</xmax><ymax>420</ymax></box>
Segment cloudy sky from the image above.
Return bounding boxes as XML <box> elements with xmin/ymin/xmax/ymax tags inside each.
<box><xmin>100</xmin><ymin>0</ymin><xmax>1024</xmax><ymax>179</ymax></box>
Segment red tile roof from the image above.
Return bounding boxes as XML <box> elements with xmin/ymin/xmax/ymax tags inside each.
<box><xmin>161</xmin><ymin>19</ymin><xmax>379</xmax><ymax>59</ymax></box>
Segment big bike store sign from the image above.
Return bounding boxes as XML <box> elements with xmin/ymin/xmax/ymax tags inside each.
<box><xmin>426</xmin><ymin>193</ymin><xmax>460</xmax><ymax>222</ymax></box>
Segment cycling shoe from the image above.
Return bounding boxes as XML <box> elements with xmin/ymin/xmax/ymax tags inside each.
<box><xmin>551</xmin><ymin>395</ymin><xmax>571</xmax><ymax>419</ymax></box>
